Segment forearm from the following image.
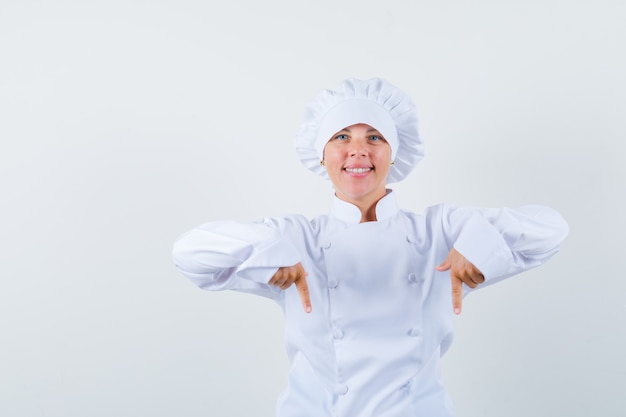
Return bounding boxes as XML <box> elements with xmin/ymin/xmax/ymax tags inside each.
<box><xmin>172</xmin><ymin>219</ymin><xmax>301</xmax><ymax>292</ymax></box>
<box><xmin>443</xmin><ymin>204</ymin><xmax>569</xmax><ymax>285</ymax></box>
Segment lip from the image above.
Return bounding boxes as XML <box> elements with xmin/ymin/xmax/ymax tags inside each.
<box><xmin>343</xmin><ymin>166</ymin><xmax>373</xmax><ymax>176</ymax></box>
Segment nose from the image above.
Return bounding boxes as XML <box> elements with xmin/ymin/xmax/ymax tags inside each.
<box><xmin>349</xmin><ymin>142</ymin><xmax>368</xmax><ymax>157</ymax></box>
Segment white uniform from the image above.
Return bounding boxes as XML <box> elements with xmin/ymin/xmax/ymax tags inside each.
<box><xmin>172</xmin><ymin>191</ymin><xmax>568</xmax><ymax>417</ymax></box>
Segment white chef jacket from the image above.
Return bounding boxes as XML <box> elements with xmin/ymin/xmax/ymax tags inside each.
<box><xmin>172</xmin><ymin>190</ymin><xmax>568</xmax><ymax>417</ymax></box>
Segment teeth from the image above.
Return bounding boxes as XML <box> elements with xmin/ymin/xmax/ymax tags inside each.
<box><xmin>345</xmin><ymin>167</ymin><xmax>372</xmax><ymax>173</ymax></box>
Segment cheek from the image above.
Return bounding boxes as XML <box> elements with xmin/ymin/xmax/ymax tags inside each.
<box><xmin>375</xmin><ymin>148</ymin><xmax>392</xmax><ymax>163</ymax></box>
<box><xmin>374</xmin><ymin>143</ymin><xmax>391</xmax><ymax>158</ymax></box>
<box><xmin>322</xmin><ymin>144</ymin><xmax>333</xmax><ymax>162</ymax></box>
<box><xmin>324</xmin><ymin>148</ymin><xmax>343</xmax><ymax>165</ymax></box>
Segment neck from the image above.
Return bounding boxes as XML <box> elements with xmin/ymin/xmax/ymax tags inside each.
<box><xmin>360</xmin><ymin>204</ymin><xmax>379</xmax><ymax>223</ymax></box>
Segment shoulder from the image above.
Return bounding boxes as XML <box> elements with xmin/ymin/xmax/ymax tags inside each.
<box><xmin>399</xmin><ymin>203</ymin><xmax>452</xmax><ymax>223</ymax></box>
<box><xmin>262</xmin><ymin>213</ymin><xmax>327</xmax><ymax>234</ymax></box>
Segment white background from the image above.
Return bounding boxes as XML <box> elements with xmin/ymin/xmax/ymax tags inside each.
<box><xmin>1</xmin><ymin>1</ymin><xmax>625</xmax><ymax>416</ymax></box>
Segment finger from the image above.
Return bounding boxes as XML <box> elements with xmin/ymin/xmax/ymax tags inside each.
<box><xmin>269</xmin><ymin>268</ymin><xmax>285</xmax><ymax>286</ymax></box>
<box><xmin>268</xmin><ymin>276</ymin><xmax>281</xmax><ymax>287</ymax></box>
<box><xmin>269</xmin><ymin>275</ymin><xmax>287</xmax><ymax>288</ymax></box>
<box><xmin>462</xmin><ymin>260</ymin><xmax>484</xmax><ymax>285</ymax></box>
<box><xmin>436</xmin><ymin>248</ymin><xmax>457</xmax><ymax>271</ymax></box>
<box><xmin>466</xmin><ymin>271</ymin><xmax>485</xmax><ymax>287</ymax></box>
<box><xmin>435</xmin><ymin>260</ymin><xmax>451</xmax><ymax>271</ymax></box>
<box><xmin>461</xmin><ymin>274</ymin><xmax>479</xmax><ymax>289</ymax></box>
<box><xmin>451</xmin><ymin>275</ymin><xmax>463</xmax><ymax>315</ymax></box>
<box><xmin>295</xmin><ymin>273</ymin><xmax>312</xmax><ymax>314</ymax></box>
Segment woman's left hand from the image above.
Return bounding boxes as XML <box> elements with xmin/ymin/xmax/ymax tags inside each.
<box><xmin>435</xmin><ymin>248</ymin><xmax>484</xmax><ymax>315</ymax></box>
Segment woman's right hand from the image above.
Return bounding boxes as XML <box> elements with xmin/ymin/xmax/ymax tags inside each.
<box><xmin>269</xmin><ymin>262</ymin><xmax>312</xmax><ymax>314</ymax></box>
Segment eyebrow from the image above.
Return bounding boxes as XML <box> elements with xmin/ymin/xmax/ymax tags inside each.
<box><xmin>339</xmin><ymin>127</ymin><xmax>382</xmax><ymax>133</ymax></box>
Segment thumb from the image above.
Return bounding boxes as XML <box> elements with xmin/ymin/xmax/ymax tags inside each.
<box><xmin>436</xmin><ymin>249</ymin><xmax>455</xmax><ymax>271</ymax></box>
<box><xmin>435</xmin><ymin>259</ymin><xmax>451</xmax><ymax>271</ymax></box>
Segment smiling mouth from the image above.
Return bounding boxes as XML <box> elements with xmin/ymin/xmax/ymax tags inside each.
<box><xmin>344</xmin><ymin>167</ymin><xmax>373</xmax><ymax>173</ymax></box>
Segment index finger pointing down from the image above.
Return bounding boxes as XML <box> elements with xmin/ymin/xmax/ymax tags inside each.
<box><xmin>295</xmin><ymin>274</ymin><xmax>312</xmax><ymax>314</ymax></box>
<box><xmin>451</xmin><ymin>275</ymin><xmax>463</xmax><ymax>315</ymax></box>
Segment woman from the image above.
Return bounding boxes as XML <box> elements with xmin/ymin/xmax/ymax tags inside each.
<box><xmin>172</xmin><ymin>78</ymin><xmax>568</xmax><ymax>416</ymax></box>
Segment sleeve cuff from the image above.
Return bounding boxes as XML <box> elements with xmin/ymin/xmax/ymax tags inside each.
<box><xmin>452</xmin><ymin>212</ymin><xmax>515</xmax><ymax>282</ymax></box>
<box><xmin>237</xmin><ymin>237</ymin><xmax>302</xmax><ymax>284</ymax></box>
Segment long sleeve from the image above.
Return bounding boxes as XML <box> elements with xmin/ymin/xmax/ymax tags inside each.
<box><xmin>172</xmin><ymin>219</ymin><xmax>302</xmax><ymax>299</ymax></box>
<box><xmin>441</xmin><ymin>204</ymin><xmax>569</xmax><ymax>289</ymax></box>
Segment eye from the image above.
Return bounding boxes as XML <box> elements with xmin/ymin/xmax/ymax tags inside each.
<box><xmin>334</xmin><ymin>134</ymin><xmax>349</xmax><ymax>141</ymax></box>
<box><xmin>369</xmin><ymin>134</ymin><xmax>386</xmax><ymax>142</ymax></box>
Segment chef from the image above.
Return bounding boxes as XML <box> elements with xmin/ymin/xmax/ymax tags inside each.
<box><xmin>172</xmin><ymin>77</ymin><xmax>569</xmax><ymax>416</ymax></box>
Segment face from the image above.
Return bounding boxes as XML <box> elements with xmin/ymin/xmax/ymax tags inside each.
<box><xmin>322</xmin><ymin>123</ymin><xmax>392</xmax><ymax>208</ymax></box>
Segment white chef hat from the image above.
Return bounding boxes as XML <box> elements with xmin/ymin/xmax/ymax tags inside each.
<box><xmin>294</xmin><ymin>77</ymin><xmax>423</xmax><ymax>183</ymax></box>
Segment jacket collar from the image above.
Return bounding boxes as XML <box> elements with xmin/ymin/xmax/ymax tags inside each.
<box><xmin>330</xmin><ymin>189</ymin><xmax>399</xmax><ymax>224</ymax></box>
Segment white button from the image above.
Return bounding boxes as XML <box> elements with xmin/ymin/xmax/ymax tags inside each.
<box><xmin>321</xmin><ymin>239</ymin><xmax>331</xmax><ymax>249</ymax></box>
<box><xmin>408</xmin><ymin>327</ymin><xmax>420</xmax><ymax>337</ymax></box>
<box><xmin>407</xmin><ymin>273</ymin><xmax>418</xmax><ymax>283</ymax></box>
<box><xmin>333</xmin><ymin>327</ymin><xmax>344</xmax><ymax>339</ymax></box>
<box><xmin>406</xmin><ymin>235</ymin><xmax>415</xmax><ymax>243</ymax></box>
<box><xmin>335</xmin><ymin>384</ymin><xmax>349</xmax><ymax>395</ymax></box>
<box><xmin>328</xmin><ymin>279</ymin><xmax>338</xmax><ymax>289</ymax></box>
